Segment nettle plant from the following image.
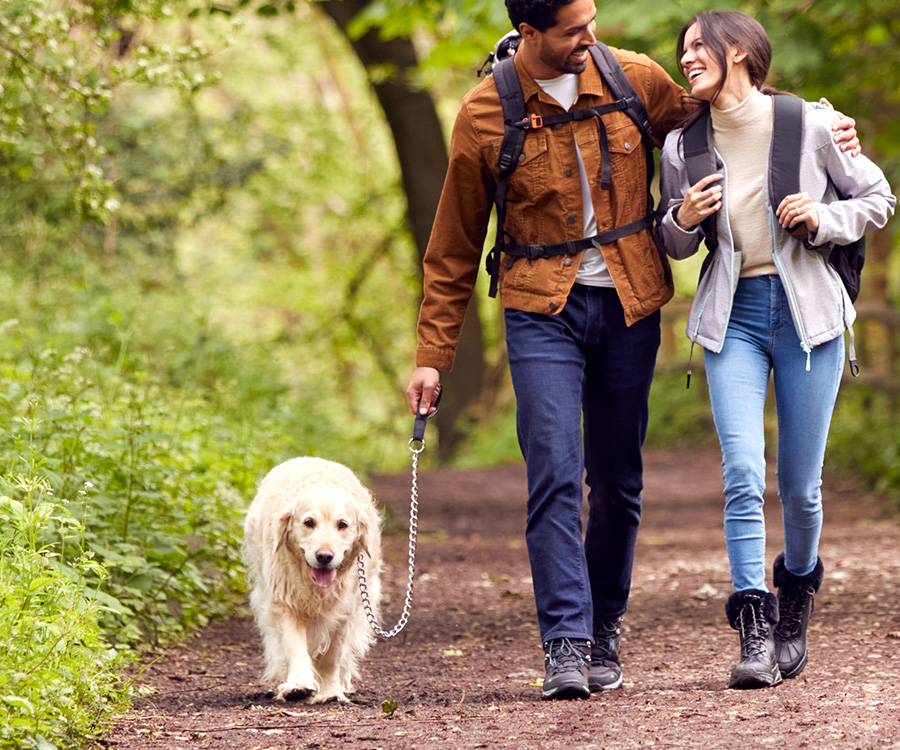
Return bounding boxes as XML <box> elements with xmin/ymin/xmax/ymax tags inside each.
<box><xmin>0</xmin><ymin>342</ymin><xmax>255</xmax><ymax>646</ymax></box>
<box><xmin>0</xmin><ymin>445</ymin><xmax>128</xmax><ymax>748</ymax></box>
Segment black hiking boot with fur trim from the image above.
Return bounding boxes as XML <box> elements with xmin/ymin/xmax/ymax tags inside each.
<box><xmin>725</xmin><ymin>590</ymin><xmax>783</xmax><ymax>689</ymax></box>
<box><xmin>773</xmin><ymin>553</ymin><xmax>824</xmax><ymax>679</ymax></box>
<box><xmin>541</xmin><ymin>637</ymin><xmax>591</xmax><ymax>700</ymax></box>
<box><xmin>589</xmin><ymin>617</ymin><xmax>623</xmax><ymax>692</ymax></box>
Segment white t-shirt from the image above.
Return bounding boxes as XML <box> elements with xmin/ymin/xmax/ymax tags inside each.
<box><xmin>535</xmin><ymin>74</ymin><xmax>614</xmax><ymax>288</ymax></box>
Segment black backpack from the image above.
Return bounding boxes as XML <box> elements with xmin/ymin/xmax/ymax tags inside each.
<box><xmin>683</xmin><ymin>94</ymin><xmax>865</xmax><ymax>303</ymax></box>
<box><xmin>482</xmin><ymin>35</ymin><xmax>662</xmax><ymax>298</ymax></box>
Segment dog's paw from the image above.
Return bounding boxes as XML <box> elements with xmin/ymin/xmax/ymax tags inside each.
<box><xmin>275</xmin><ymin>681</ymin><xmax>316</xmax><ymax>702</ymax></box>
<box><xmin>309</xmin><ymin>688</ymin><xmax>350</xmax><ymax>704</ymax></box>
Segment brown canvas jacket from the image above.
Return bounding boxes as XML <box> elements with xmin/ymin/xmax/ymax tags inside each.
<box><xmin>416</xmin><ymin>46</ymin><xmax>689</xmax><ymax>371</ymax></box>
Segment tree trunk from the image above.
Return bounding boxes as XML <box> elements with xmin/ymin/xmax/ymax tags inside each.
<box><xmin>317</xmin><ymin>0</ymin><xmax>486</xmax><ymax>460</ymax></box>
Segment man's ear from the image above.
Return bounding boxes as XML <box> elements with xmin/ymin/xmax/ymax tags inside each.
<box><xmin>518</xmin><ymin>22</ymin><xmax>539</xmax><ymax>44</ymax></box>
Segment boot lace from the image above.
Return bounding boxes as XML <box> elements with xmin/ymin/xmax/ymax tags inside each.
<box><xmin>775</xmin><ymin>585</ymin><xmax>814</xmax><ymax>640</ymax></box>
<box><xmin>736</xmin><ymin>596</ymin><xmax>768</xmax><ymax>660</ymax></box>
<box><xmin>546</xmin><ymin>638</ymin><xmax>589</xmax><ymax>672</ymax></box>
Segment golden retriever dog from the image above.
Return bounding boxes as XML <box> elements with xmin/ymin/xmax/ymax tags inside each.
<box><xmin>243</xmin><ymin>457</ymin><xmax>381</xmax><ymax>703</ymax></box>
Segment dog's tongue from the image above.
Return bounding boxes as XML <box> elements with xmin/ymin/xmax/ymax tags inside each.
<box><xmin>311</xmin><ymin>567</ymin><xmax>337</xmax><ymax>588</ymax></box>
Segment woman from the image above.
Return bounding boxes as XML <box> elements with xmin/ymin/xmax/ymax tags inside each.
<box><xmin>658</xmin><ymin>11</ymin><xmax>895</xmax><ymax>689</ymax></box>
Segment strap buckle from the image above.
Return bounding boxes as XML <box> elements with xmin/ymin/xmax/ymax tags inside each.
<box><xmin>522</xmin><ymin>114</ymin><xmax>543</xmax><ymax>130</ymax></box>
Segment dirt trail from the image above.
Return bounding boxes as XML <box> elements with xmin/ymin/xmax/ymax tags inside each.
<box><xmin>107</xmin><ymin>447</ymin><xmax>900</xmax><ymax>750</ymax></box>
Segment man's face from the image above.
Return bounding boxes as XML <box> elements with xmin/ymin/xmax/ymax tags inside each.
<box><xmin>532</xmin><ymin>0</ymin><xmax>598</xmax><ymax>77</ymax></box>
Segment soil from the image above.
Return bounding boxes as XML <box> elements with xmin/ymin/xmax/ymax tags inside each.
<box><xmin>105</xmin><ymin>447</ymin><xmax>900</xmax><ymax>750</ymax></box>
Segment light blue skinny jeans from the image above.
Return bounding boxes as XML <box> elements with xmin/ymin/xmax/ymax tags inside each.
<box><xmin>704</xmin><ymin>275</ymin><xmax>843</xmax><ymax>592</ymax></box>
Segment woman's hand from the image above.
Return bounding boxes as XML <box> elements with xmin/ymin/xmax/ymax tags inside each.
<box><xmin>776</xmin><ymin>192</ymin><xmax>819</xmax><ymax>236</ymax></box>
<box><xmin>675</xmin><ymin>173</ymin><xmax>723</xmax><ymax>230</ymax></box>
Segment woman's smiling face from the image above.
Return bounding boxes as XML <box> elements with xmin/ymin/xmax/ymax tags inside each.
<box><xmin>680</xmin><ymin>23</ymin><xmax>723</xmax><ymax>103</ymax></box>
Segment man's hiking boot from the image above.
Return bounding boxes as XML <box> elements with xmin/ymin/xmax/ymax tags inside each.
<box><xmin>773</xmin><ymin>553</ymin><xmax>824</xmax><ymax>679</ymax></box>
<box><xmin>725</xmin><ymin>590</ymin><xmax>783</xmax><ymax>689</ymax></box>
<box><xmin>541</xmin><ymin>637</ymin><xmax>591</xmax><ymax>700</ymax></box>
<box><xmin>589</xmin><ymin>617</ymin><xmax>623</xmax><ymax>692</ymax></box>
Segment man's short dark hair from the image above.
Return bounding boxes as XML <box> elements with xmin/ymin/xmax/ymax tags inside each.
<box><xmin>506</xmin><ymin>0</ymin><xmax>579</xmax><ymax>33</ymax></box>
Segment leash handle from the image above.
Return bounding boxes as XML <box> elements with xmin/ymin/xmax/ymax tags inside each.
<box><xmin>410</xmin><ymin>386</ymin><xmax>442</xmax><ymax>450</ymax></box>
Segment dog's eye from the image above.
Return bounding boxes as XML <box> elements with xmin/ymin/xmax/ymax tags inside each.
<box><xmin>337</xmin><ymin>520</ymin><xmax>349</xmax><ymax>531</ymax></box>
<box><xmin>303</xmin><ymin>518</ymin><xmax>316</xmax><ymax>529</ymax></box>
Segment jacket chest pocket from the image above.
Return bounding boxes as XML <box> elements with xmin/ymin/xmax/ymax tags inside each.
<box><xmin>500</xmin><ymin>133</ymin><xmax>550</xmax><ymax>203</ymax></box>
<box><xmin>605</xmin><ymin>121</ymin><xmax>645</xmax><ymax>201</ymax></box>
<box><xmin>577</xmin><ymin>118</ymin><xmax>644</xmax><ymax>202</ymax></box>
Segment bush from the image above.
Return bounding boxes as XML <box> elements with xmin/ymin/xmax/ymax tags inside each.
<box><xmin>828</xmin><ymin>385</ymin><xmax>900</xmax><ymax>508</ymax></box>
<box><xmin>0</xmin><ymin>486</ymin><xmax>128</xmax><ymax>749</ymax></box>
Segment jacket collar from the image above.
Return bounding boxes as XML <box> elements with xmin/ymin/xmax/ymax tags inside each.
<box><xmin>513</xmin><ymin>46</ymin><xmax>606</xmax><ymax>108</ymax></box>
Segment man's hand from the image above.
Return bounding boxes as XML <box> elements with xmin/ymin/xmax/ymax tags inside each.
<box><xmin>820</xmin><ymin>98</ymin><xmax>861</xmax><ymax>157</ymax></box>
<box><xmin>406</xmin><ymin>367</ymin><xmax>441</xmax><ymax>416</ymax></box>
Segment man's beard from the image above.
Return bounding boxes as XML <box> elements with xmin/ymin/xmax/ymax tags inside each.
<box><xmin>541</xmin><ymin>45</ymin><xmax>590</xmax><ymax>76</ymax></box>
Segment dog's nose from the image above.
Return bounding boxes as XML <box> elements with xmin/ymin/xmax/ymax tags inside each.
<box><xmin>316</xmin><ymin>550</ymin><xmax>334</xmax><ymax>566</ymax></box>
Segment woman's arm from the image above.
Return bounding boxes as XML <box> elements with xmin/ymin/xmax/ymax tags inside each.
<box><xmin>808</xmin><ymin>110</ymin><xmax>896</xmax><ymax>247</ymax></box>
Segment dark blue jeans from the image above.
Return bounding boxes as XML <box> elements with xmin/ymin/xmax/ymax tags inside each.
<box><xmin>505</xmin><ymin>284</ymin><xmax>660</xmax><ymax>642</ymax></box>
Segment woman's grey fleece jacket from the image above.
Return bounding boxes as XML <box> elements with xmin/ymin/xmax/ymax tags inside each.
<box><xmin>658</xmin><ymin>101</ymin><xmax>896</xmax><ymax>365</ymax></box>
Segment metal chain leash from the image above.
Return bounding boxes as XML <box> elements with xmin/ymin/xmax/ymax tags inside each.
<box><xmin>358</xmin><ymin>439</ymin><xmax>421</xmax><ymax>638</ymax></box>
<box><xmin>358</xmin><ymin>388</ymin><xmax>441</xmax><ymax>638</ymax></box>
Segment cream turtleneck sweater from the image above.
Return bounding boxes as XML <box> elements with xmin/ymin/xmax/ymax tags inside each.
<box><xmin>710</xmin><ymin>89</ymin><xmax>778</xmax><ymax>277</ymax></box>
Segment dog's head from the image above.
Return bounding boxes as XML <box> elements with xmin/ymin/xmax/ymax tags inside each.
<box><xmin>275</xmin><ymin>484</ymin><xmax>378</xmax><ymax>588</ymax></box>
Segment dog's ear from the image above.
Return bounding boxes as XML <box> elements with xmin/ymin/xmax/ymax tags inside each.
<box><xmin>355</xmin><ymin>495</ymin><xmax>380</xmax><ymax>559</ymax></box>
<box><xmin>275</xmin><ymin>507</ymin><xmax>294</xmax><ymax>553</ymax></box>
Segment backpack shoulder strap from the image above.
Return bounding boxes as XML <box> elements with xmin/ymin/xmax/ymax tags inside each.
<box><xmin>486</xmin><ymin>55</ymin><xmax>527</xmax><ymax>297</ymax></box>
<box><xmin>681</xmin><ymin>110</ymin><xmax>718</xmax><ymax>252</ymax></box>
<box><xmin>682</xmin><ymin>109</ymin><xmax>714</xmax><ymax>189</ymax></box>
<box><xmin>769</xmin><ymin>94</ymin><xmax>804</xmax><ymax>208</ymax></box>
<box><xmin>588</xmin><ymin>42</ymin><xmax>652</xmax><ymax>142</ymax></box>
<box><xmin>491</xmin><ymin>56</ymin><xmax>528</xmax><ymax>177</ymax></box>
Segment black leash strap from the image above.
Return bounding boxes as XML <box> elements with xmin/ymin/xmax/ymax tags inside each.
<box><xmin>411</xmin><ymin>386</ymin><xmax>442</xmax><ymax>449</ymax></box>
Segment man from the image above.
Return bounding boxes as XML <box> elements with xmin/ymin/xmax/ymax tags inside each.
<box><xmin>405</xmin><ymin>0</ymin><xmax>857</xmax><ymax>701</ymax></box>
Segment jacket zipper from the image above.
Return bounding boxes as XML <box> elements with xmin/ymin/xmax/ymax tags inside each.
<box><xmin>686</xmin><ymin>150</ymin><xmax>732</xmax><ymax>386</ymax></box>
<box><xmin>708</xmin><ymin>149</ymin><xmax>737</xmax><ymax>355</ymax></box>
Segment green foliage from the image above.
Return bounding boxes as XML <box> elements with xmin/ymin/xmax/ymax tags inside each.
<box><xmin>645</xmin><ymin>370</ymin><xmax>718</xmax><ymax>450</ymax></box>
<box><xmin>0</xmin><ymin>0</ymin><xmax>223</xmax><ymax>229</ymax></box>
<box><xmin>0</xmin><ymin>269</ymin><xmax>298</xmax><ymax>645</ymax></box>
<box><xmin>827</xmin><ymin>387</ymin><xmax>900</xmax><ymax>508</ymax></box>
<box><xmin>0</xmin><ymin>472</ymin><xmax>128</xmax><ymax>749</ymax></box>
<box><xmin>348</xmin><ymin>0</ymin><xmax>510</xmax><ymax>71</ymax></box>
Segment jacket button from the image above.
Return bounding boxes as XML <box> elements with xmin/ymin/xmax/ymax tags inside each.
<box><xmin>548</xmin><ymin>301</ymin><xmax>557</xmax><ymax>311</ymax></box>
<box><xmin>563</xmin><ymin>257</ymin><xmax>572</xmax><ymax>267</ymax></box>
<box><xmin>567</xmin><ymin>214</ymin><xmax>576</xmax><ymax>223</ymax></box>
<box><xmin>518</xmin><ymin>153</ymin><xmax>526</xmax><ymax>163</ymax></box>
<box><xmin>564</xmin><ymin>168</ymin><xmax>573</xmax><ymax>177</ymax></box>
<box><xmin>553</xmin><ymin>123</ymin><xmax>563</xmax><ymax>131</ymax></box>
<box><xmin>625</xmin><ymin>142</ymin><xmax>632</xmax><ymax>150</ymax></box>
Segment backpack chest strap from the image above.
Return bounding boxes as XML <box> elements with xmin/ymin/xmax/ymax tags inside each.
<box><xmin>508</xmin><ymin>99</ymin><xmax>632</xmax><ymax>190</ymax></box>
